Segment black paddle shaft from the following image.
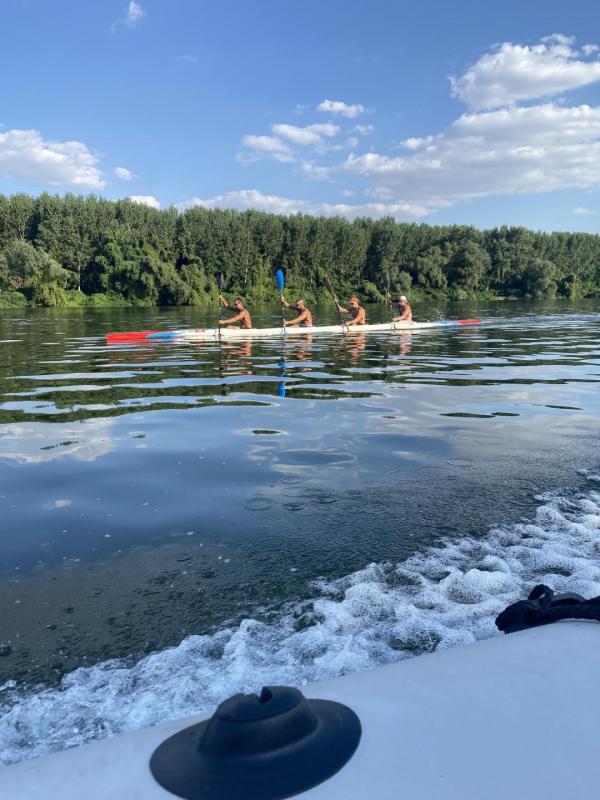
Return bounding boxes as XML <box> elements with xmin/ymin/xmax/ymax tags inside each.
<box><xmin>323</xmin><ymin>275</ymin><xmax>348</xmax><ymax>329</ymax></box>
<box><xmin>215</xmin><ymin>272</ymin><xmax>224</xmax><ymax>339</ymax></box>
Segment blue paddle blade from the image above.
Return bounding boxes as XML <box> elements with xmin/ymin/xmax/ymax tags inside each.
<box><xmin>275</xmin><ymin>269</ymin><xmax>285</xmax><ymax>292</ymax></box>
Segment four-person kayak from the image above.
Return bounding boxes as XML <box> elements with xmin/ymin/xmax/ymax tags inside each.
<box><xmin>106</xmin><ymin>319</ymin><xmax>481</xmax><ymax>344</ymax></box>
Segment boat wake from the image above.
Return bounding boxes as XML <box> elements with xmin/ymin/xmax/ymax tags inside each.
<box><xmin>1</xmin><ymin>471</ymin><xmax>600</xmax><ymax>766</ymax></box>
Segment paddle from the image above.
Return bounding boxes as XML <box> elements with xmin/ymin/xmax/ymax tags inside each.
<box><xmin>323</xmin><ymin>275</ymin><xmax>347</xmax><ymax>328</ymax></box>
<box><xmin>277</xmin><ymin>354</ymin><xmax>286</xmax><ymax>398</ymax></box>
<box><xmin>275</xmin><ymin>269</ymin><xmax>285</xmax><ymax>330</ymax></box>
<box><xmin>275</xmin><ymin>269</ymin><xmax>287</xmax><ymax>395</ymax></box>
<box><xmin>383</xmin><ymin>269</ymin><xmax>398</xmax><ymax>330</ymax></box>
<box><xmin>215</xmin><ymin>271</ymin><xmax>223</xmax><ymax>341</ymax></box>
<box><xmin>383</xmin><ymin>270</ymin><xmax>392</xmax><ymax>310</ymax></box>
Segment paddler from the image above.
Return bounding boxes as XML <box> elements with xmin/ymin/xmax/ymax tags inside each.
<box><xmin>280</xmin><ymin>295</ymin><xmax>313</xmax><ymax>327</ymax></box>
<box><xmin>334</xmin><ymin>295</ymin><xmax>366</xmax><ymax>326</ymax></box>
<box><xmin>393</xmin><ymin>295</ymin><xmax>413</xmax><ymax>323</ymax></box>
<box><xmin>218</xmin><ymin>295</ymin><xmax>252</xmax><ymax>329</ymax></box>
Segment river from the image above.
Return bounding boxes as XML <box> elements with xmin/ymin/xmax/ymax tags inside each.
<box><xmin>1</xmin><ymin>298</ymin><xmax>599</xmax><ymax>763</ymax></box>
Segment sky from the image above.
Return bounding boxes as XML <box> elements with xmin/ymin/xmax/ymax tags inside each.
<box><xmin>1</xmin><ymin>0</ymin><xmax>600</xmax><ymax>231</ymax></box>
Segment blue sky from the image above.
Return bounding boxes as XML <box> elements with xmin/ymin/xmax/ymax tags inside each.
<box><xmin>1</xmin><ymin>0</ymin><xmax>600</xmax><ymax>231</ymax></box>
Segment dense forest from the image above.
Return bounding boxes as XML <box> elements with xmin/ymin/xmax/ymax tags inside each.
<box><xmin>1</xmin><ymin>192</ymin><xmax>599</xmax><ymax>308</ymax></box>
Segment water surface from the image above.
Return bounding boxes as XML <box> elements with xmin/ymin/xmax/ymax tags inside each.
<box><xmin>1</xmin><ymin>299</ymin><xmax>600</xmax><ymax>763</ymax></box>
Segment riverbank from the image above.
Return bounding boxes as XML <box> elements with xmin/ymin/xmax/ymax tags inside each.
<box><xmin>1</xmin><ymin>286</ymin><xmax>592</xmax><ymax>310</ymax></box>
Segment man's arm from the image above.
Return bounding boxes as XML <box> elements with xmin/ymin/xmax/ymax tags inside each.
<box><xmin>284</xmin><ymin>310</ymin><xmax>308</xmax><ymax>327</ymax></box>
<box><xmin>219</xmin><ymin>312</ymin><xmax>244</xmax><ymax>326</ymax></box>
<box><xmin>280</xmin><ymin>295</ymin><xmax>291</xmax><ymax>309</ymax></box>
<box><xmin>335</xmin><ymin>301</ymin><xmax>349</xmax><ymax>314</ymax></box>
<box><xmin>219</xmin><ymin>294</ymin><xmax>229</xmax><ymax>309</ymax></box>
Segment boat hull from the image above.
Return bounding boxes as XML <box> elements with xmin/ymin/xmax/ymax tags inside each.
<box><xmin>106</xmin><ymin>319</ymin><xmax>480</xmax><ymax>344</ymax></box>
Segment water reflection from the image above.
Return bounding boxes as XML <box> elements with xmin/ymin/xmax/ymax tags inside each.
<box><xmin>1</xmin><ymin>304</ymin><xmax>599</xmax><ymax>425</ymax></box>
<box><xmin>0</xmin><ymin>419</ymin><xmax>116</xmax><ymax>463</ymax></box>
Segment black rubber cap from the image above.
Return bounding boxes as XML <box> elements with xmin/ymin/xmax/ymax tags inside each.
<box><xmin>149</xmin><ymin>685</ymin><xmax>361</xmax><ymax>800</ymax></box>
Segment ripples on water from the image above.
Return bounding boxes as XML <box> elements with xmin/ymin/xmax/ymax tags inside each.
<box><xmin>1</xmin><ymin>300</ymin><xmax>600</xmax><ymax>764</ymax></box>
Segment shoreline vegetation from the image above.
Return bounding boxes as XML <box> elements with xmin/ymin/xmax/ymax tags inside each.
<box><xmin>1</xmin><ymin>193</ymin><xmax>600</xmax><ymax>309</ymax></box>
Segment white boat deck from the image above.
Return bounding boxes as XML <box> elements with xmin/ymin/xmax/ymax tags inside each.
<box><xmin>3</xmin><ymin>621</ymin><xmax>599</xmax><ymax>799</ymax></box>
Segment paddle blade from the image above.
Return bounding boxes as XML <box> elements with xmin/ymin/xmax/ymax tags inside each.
<box><xmin>275</xmin><ymin>269</ymin><xmax>285</xmax><ymax>293</ymax></box>
<box><xmin>383</xmin><ymin>270</ymin><xmax>391</xmax><ymax>293</ymax></box>
<box><xmin>323</xmin><ymin>275</ymin><xmax>337</xmax><ymax>300</ymax></box>
<box><xmin>215</xmin><ymin>271</ymin><xmax>223</xmax><ymax>291</ymax></box>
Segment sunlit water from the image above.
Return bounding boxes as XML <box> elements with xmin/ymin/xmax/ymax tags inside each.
<box><xmin>1</xmin><ymin>299</ymin><xmax>600</xmax><ymax>764</ymax></box>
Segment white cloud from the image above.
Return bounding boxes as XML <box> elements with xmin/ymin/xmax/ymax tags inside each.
<box><xmin>293</xmin><ymin>104</ymin><xmax>309</xmax><ymax>115</ymax></box>
<box><xmin>0</xmin><ymin>128</ymin><xmax>104</xmax><ymax>188</ymax></box>
<box><xmin>111</xmin><ymin>1</ymin><xmax>145</xmax><ymax>33</ymax></box>
<box><xmin>299</xmin><ymin>162</ymin><xmax>333</xmax><ymax>181</ymax></box>
<box><xmin>114</xmin><ymin>166</ymin><xmax>137</xmax><ymax>181</ymax></box>
<box><xmin>573</xmin><ymin>206</ymin><xmax>595</xmax><ymax>215</ymax></box>
<box><xmin>401</xmin><ymin>135</ymin><xmax>435</xmax><ymax>150</ymax></box>
<box><xmin>340</xmin><ymin>103</ymin><xmax>600</xmax><ymax>212</ymax></box>
<box><xmin>129</xmin><ymin>195</ymin><xmax>160</xmax><ymax>209</ymax></box>
<box><xmin>239</xmin><ymin>123</ymin><xmax>341</xmax><ymax>163</ymax></box>
<box><xmin>353</xmin><ymin>124</ymin><xmax>375</xmax><ymax>135</ymax></box>
<box><xmin>228</xmin><ymin>37</ymin><xmax>600</xmax><ymax>220</ymax></box>
<box><xmin>176</xmin><ymin>189</ymin><xmax>427</xmax><ymax>220</ymax></box>
<box><xmin>272</xmin><ymin>123</ymin><xmax>339</xmax><ymax>147</ymax></box>
<box><xmin>125</xmin><ymin>1</ymin><xmax>145</xmax><ymax>27</ymax></box>
<box><xmin>451</xmin><ymin>35</ymin><xmax>600</xmax><ymax>110</ymax></box>
<box><xmin>239</xmin><ymin>134</ymin><xmax>294</xmax><ymax>163</ymax></box>
<box><xmin>317</xmin><ymin>99</ymin><xmax>366</xmax><ymax>118</ymax></box>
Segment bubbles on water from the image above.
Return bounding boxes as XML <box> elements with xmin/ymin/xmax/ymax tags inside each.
<box><xmin>42</xmin><ymin>499</ymin><xmax>73</xmax><ymax>510</ymax></box>
<box><xmin>579</xmin><ymin>469</ymin><xmax>600</xmax><ymax>483</ymax></box>
<box><xmin>243</xmin><ymin>496</ymin><xmax>274</xmax><ymax>512</ymax></box>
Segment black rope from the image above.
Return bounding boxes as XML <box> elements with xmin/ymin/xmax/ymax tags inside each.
<box><xmin>495</xmin><ymin>584</ymin><xmax>600</xmax><ymax>634</ymax></box>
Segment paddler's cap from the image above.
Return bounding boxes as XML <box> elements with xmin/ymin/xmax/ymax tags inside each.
<box><xmin>399</xmin><ymin>295</ymin><xmax>407</xmax><ymax>301</ymax></box>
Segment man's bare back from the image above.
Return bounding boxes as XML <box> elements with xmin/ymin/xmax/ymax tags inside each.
<box><xmin>393</xmin><ymin>295</ymin><xmax>412</xmax><ymax>323</ymax></box>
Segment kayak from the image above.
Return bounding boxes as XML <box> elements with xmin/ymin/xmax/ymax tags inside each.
<box><xmin>4</xmin><ymin>621</ymin><xmax>600</xmax><ymax>799</ymax></box>
<box><xmin>106</xmin><ymin>319</ymin><xmax>481</xmax><ymax>344</ymax></box>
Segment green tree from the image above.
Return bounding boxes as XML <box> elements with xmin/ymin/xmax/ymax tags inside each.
<box><xmin>414</xmin><ymin>246</ymin><xmax>448</xmax><ymax>290</ymax></box>
<box><xmin>523</xmin><ymin>259</ymin><xmax>557</xmax><ymax>298</ymax></box>
<box><xmin>447</xmin><ymin>241</ymin><xmax>491</xmax><ymax>290</ymax></box>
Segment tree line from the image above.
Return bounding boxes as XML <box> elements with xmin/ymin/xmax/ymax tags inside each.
<box><xmin>0</xmin><ymin>192</ymin><xmax>599</xmax><ymax>308</ymax></box>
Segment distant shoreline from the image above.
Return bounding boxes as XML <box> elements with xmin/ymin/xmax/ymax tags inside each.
<box><xmin>1</xmin><ymin>193</ymin><xmax>599</xmax><ymax>308</ymax></box>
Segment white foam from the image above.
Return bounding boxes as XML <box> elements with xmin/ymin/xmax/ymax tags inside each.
<box><xmin>2</xmin><ymin>477</ymin><xmax>600</xmax><ymax>765</ymax></box>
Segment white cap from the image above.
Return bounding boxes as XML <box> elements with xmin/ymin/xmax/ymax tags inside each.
<box><xmin>399</xmin><ymin>295</ymin><xmax>407</xmax><ymax>301</ymax></box>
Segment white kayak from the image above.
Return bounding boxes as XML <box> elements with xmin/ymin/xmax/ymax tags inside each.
<box><xmin>106</xmin><ymin>318</ymin><xmax>481</xmax><ymax>344</ymax></box>
<box><xmin>4</xmin><ymin>621</ymin><xmax>599</xmax><ymax>799</ymax></box>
